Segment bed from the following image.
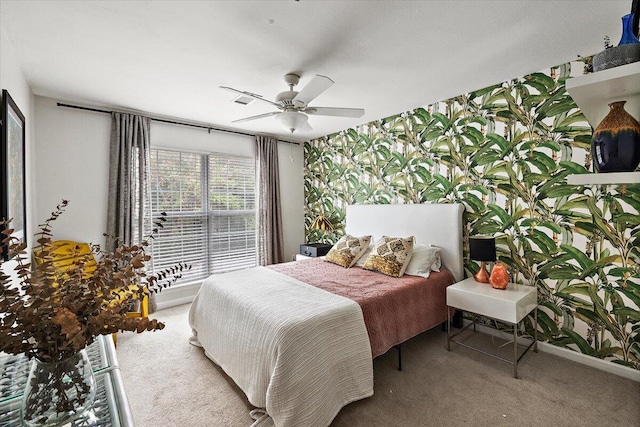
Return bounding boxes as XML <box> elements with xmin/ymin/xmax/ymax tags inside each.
<box><xmin>188</xmin><ymin>203</ymin><xmax>464</xmax><ymax>427</ymax></box>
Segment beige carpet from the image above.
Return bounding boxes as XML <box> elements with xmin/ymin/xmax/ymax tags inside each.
<box><xmin>116</xmin><ymin>304</ymin><xmax>639</xmax><ymax>427</ymax></box>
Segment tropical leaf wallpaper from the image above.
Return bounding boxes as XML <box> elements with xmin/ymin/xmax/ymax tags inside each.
<box><xmin>304</xmin><ymin>61</ymin><xmax>639</xmax><ymax>370</ymax></box>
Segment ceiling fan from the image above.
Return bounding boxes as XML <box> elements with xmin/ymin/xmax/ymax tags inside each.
<box><xmin>220</xmin><ymin>73</ymin><xmax>364</xmax><ymax>133</ymax></box>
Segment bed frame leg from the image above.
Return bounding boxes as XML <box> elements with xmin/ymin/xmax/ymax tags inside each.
<box><xmin>394</xmin><ymin>344</ymin><xmax>402</xmax><ymax>371</ymax></box>
<box><xmin>452</xmin><ymin>310</ymin><xmax>463</xmax><ymax>328</ymax></box>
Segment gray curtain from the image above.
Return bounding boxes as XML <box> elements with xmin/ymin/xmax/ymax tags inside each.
<box><xmin>256</xmin><ymin>135</ymin><xmax>284</xmax><ymax>265</ymax></box>
<box><xmin>106</xmin><ymin>112</ymin><xmax>150</xmax><ymax>250</ymax></box>
<box><xmin>106</xmin><ymin>112</ymin><xmax>154</xmax><ymax>309</ymax></box>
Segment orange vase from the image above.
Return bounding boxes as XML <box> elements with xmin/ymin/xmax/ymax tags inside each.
<box><xmin>489</xmin><ymin>262</ymin><xmax>510</xmax><ymax>290</ymax></box>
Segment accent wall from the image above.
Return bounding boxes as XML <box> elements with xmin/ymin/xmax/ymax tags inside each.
<box><xmin>304</xmin><ymin>60</ymin><xmax>639</xmax><ymax>371</ymax></box>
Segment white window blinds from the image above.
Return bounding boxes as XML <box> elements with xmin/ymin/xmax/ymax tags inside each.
<box><xmin>208</xmin><ymin>153</ymin><xmax>256</xmax><ymax>273</ymax></box>
<box><xmin>149</xmin><ymin>149</ymin><xmax>256</xmax><ymax>283</ymax></box>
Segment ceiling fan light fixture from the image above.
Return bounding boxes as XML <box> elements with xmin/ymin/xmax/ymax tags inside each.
<box><xmin>276</xmin><ymin>111</ymin><xmax>308</xmax><ymax>133</ymax></box>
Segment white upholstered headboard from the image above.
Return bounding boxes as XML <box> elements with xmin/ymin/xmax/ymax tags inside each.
<box><xmin>345</xmin><ymin>203</ymin><xmax>465</xmax><ymax>282</ymax></box>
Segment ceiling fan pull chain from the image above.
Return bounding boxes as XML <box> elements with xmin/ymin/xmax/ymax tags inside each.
<box><xmin>290</xmin><ymin>140</ymin><xmax>294</xmax><ymax>163</ymax></box>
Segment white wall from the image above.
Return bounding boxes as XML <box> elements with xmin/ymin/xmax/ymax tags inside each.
<box><xmin>33</xmin><ymin>97</ymin><xmax>111</xmax><ymax>243</ymax></box>
<box><xmin>33</xmin><ymin>96</ymin><xmax>305</xmax><ymax>300</ymax></box>
<box><xmin>0</xmin><ymin>26</ymin><xmax>35</xmax><ymax>280</ymax></box>
<box><xmin>276</xmin><ymin>140</ymin><xmax>304</xmax><ymax>261</ymax></box>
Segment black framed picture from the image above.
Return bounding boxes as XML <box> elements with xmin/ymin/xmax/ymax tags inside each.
<box><xmin>1</xmin><ymin>89</ymin><xmax>27</xmax><ymax>260</ymax></box>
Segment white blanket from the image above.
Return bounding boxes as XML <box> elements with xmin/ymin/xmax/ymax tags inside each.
<box><xmin>188</xmin><ymin>266</ymin><xmax>373</xmax><ymax>427</ymax></box>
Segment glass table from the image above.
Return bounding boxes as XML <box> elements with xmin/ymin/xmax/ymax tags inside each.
<box><xmin>0</xmin><ymin>335</ymin><xmax>133</xmax><ymax>426</ymax></box>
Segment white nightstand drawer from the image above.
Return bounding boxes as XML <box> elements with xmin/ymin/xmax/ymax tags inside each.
<box><xmin>447</xmin><ymin>277</ymin><xmax>537</xmax><ymax>324</ymax></box>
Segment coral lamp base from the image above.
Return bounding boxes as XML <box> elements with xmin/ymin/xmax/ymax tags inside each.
<box><xmin>474</xmin><ymin>262</ymin><xmax>490</xmax><ymax>283</ymax></box>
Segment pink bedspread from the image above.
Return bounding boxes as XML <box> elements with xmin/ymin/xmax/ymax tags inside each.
<box><xmin>268</xmin><ymin>258</ymin><xmax>455</xmax><ymax>358</ymax></box>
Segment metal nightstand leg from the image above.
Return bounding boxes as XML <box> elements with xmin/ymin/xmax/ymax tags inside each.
<box><xmin>534</xmin><ymin>307</ymin><xmax>538</xmax><ymax>352</ymax></box>
<box><xmin>446</xmin><ymin>308</ymin><xmax>451</xmax><ymax>351</ymax></box>
<box><xmin>513</xmin><ymin>323</ymin><xmax>519</xmax><ymax>379</ymax></box>
<box><xmin>512</xmin><ymin>308</ymin><xmax>541</xmax><ymax>378</ymax></box>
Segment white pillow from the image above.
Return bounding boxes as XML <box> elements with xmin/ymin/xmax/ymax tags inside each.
<box><xmin>355</xmin><ymin>245</ymin><xmax>372</xmax><ymax>267</ymax></box>
<box><xmin>404</xmin><ymin>244</ymin><xmax>441</xmax><ymax>278</ymax></box>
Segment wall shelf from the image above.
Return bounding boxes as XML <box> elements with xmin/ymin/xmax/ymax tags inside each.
<box><xmin>567</xmin><ymin>172</ymin><xmax>640</xmax><ymax>185</ymax></box>
<box><xmin>565</xmin><ymin>62</ymin><xmax>640</xmax><ymax>186</ymax></box>
<box><xmin>565</xmin><ymin>61</ymin><xmax>640</xmax><ymax>127</ymax></box>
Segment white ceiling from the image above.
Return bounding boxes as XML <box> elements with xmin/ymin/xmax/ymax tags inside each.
<box><xmin>0</xmin><ymin>1</ymin><xmax>632</xmax><ymax>142</ymax></box>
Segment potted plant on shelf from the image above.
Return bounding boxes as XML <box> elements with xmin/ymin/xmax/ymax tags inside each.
<box><xmin>0</xmin><ymin>200</ymin><xmax>189</xmax><ymax>427</ymax></box>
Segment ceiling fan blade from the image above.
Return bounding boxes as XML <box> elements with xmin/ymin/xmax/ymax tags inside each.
<box><xmin>232</xmin><ymin>111</ymin><xmax>281</xmax><ymax>123</ymax></box>
<box><xmin>292</xmin><ymin>75</ymin><xmax>334</xmax><ymax>107</ymax></box>
<box><xmin>303</xmin><ymin>107</ymin><xmax>365</xmax><ymax>118</ymax></box>
<box><xmin>219</xmin><ymin>86</ymin><xmax>280</xmax><ymax>108</ymax></box>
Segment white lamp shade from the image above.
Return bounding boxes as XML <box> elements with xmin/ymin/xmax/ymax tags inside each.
<box><xmin>276</xmin><ymin>111</ymin><xmax>308</xmax><ymax>133</ymax></box>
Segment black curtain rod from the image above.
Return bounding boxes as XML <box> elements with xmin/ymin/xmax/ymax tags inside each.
<box><xmin>56</xmin><ymin>102</ymin><xmax>300</xmax><ymax>145</ymax></box>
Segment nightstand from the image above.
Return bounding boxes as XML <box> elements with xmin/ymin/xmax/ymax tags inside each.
<box><xmin>299</xmin><ymin>243</ymin><xmax>332</xmax><ymax>257</ymax></box>
<box><xmin>446</xmin><ymin>277</ymin><xmax>538</xmax><ymax>378</ymax></box>
<box><xmin>295</xmin><ymin>254</ymin><xmax>313</xmax><ymax>261</ymax></box>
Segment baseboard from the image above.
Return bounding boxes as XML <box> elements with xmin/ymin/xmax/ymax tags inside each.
<box><xmin>154</xmin><ymin>281</ymin><xmax>201</xmax><ymax>311</ymax></box>
<box><xmin>460</xmin><ymin>320</ymin><xmax>640</xmax><ymax>382</ymax></box>
<box><xmin>535</xmin><ymin>341</ymin><xmax>640</xmax><ymax>382</ymax></box>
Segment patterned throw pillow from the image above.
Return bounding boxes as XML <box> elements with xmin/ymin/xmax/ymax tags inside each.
<box><xmin>324</xmin><ymin>234</ymin><xmax>372</xmax><ymax>268</ymax></box>
<box><xmin>363</xmin><ymin>236</ymin><xmax>415</xmax><ymax>277</ymax></box>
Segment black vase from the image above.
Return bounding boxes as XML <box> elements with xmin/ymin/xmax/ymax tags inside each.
<box><xmin>591</xmin><ymin>101</ymin><xmax>640</xmax><ymax>172</ymax></box>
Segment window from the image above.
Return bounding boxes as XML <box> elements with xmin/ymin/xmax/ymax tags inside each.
<box><xmin>148</xmin><ymin>149</ymin><xmax>256</xmax><ymax>283</ymax></box>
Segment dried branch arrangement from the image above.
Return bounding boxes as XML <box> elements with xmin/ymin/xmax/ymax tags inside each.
<box><xmin>0</xmin><ymin>200</ymin><xmax>190</xmax><ymax>362</ymax></box>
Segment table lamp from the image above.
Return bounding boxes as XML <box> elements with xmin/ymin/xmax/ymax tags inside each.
<box><xmin>469</xmin><ymin>236</ymin><xmax>496</xmax><ymax>283</ymax></box>
<box><xmin>310</xmin><ymin>215</ymin><xmax>334</xmax><ymax>231</ymax></box>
